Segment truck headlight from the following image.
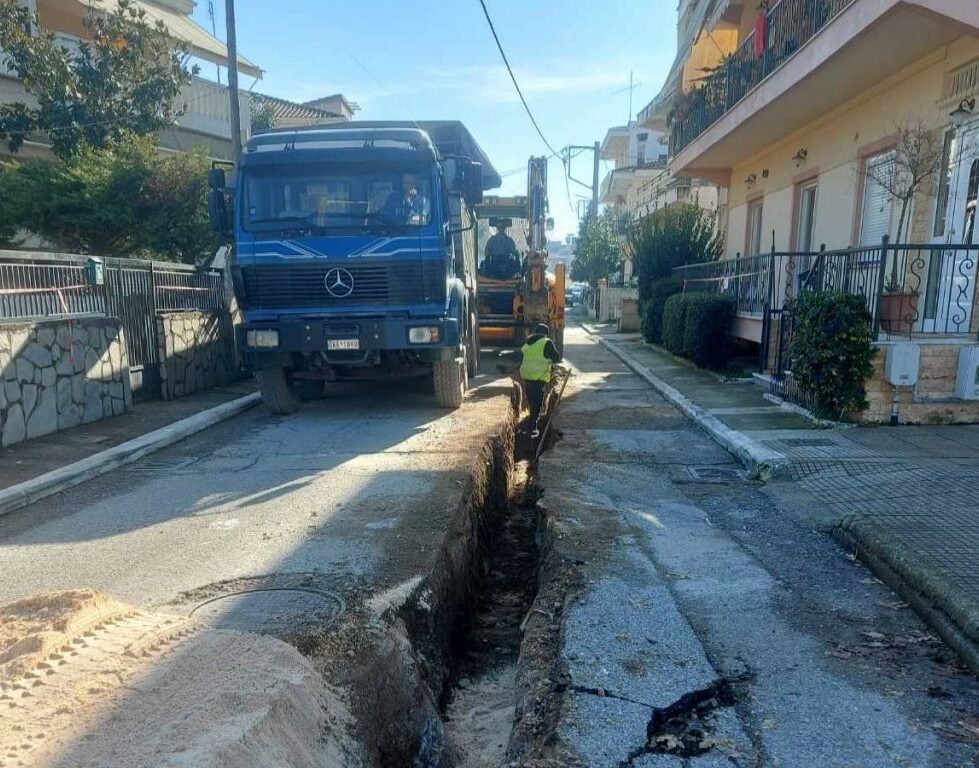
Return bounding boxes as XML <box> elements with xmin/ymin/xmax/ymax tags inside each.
<box><xmin>246</xmin><ymin>329</ymin><xmax>279</xmax><ymax>348</ymax></box>
<box><xmin>408</xmin><ymin>326</ymin><xmax>440</xmax><ymax>344</ymax></box>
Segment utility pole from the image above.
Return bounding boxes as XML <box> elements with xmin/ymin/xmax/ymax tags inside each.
<box><xmin>224</xmin><ymin>0</ymin><xmax>242</xmax><ymax>162</ymax></box>
<box><xmin>591</xmin><ymin>140</ymin><xmax>600</xmax><ymax>218</ymax></box>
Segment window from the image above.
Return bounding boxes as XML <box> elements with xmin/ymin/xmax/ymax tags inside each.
<box><xmin>933</xmin><ymin>130</ymin><xmax>954</xmax><ymax>238</ymax></box>
<box><xmin>796</xmin><ymin>182</ymin><xmax>818</xmax><ymax>252</ymax></box>
<box><xmin>243</xmin><ymin>162</ymin><xmax>433</xmax><ymax>233</ymax></box>
<box><xmin>859</xmin><ymin>150</ymin><xmax>896</xmax><ymax>246</ymax></box>
<box><xmin>746</xmin><ymin>198</ymin><xmax>764</xmax><ymax>255</ymax></box>
<box><xmin>964</xmin><ymin>159</ymin><xmax>979</xmax><ymax>245</ymax></box>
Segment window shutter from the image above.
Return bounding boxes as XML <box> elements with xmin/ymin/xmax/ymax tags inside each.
<box><xmin>860</xmin><ymin>152</ymin><xmax>895</xmax><ymax>246</ymax></box>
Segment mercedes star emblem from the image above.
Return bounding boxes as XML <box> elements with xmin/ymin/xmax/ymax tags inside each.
<box><xmin>324</xmin><ymin>268</ymin><xmax>354</xmax><ymax>298</ymax></box>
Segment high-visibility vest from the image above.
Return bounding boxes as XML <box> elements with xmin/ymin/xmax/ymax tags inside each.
<box><xmin>520</xmin><ymin>337</ymin><xmax>552</xmax><ymax>382</ymax></box>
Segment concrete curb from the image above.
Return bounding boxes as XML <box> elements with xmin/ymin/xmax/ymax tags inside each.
<box><xmin>0</xmin><ymin>392</ymin><xmax>262</xmax><ymax>518</ymax></box>
<box><xmin>589</xmin><ymin>333</ymin><xmax>789</xmax><ymax>481</ymax></box>
<box><xmin>834</xmin><ymin>517</ymin><xmax>979</xmax><ymax>675</ymax></box>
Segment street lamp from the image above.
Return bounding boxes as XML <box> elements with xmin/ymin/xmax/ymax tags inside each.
<box><xmin>950</xmin><ymin>98</ymin><xmax>976</xmax><ymax>130</ymax></box>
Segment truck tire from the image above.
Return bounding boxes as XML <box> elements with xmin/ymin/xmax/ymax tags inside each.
<box><xmin>433</xmin><ymin>352</ymin><xmax>467</xmax><ymax>409</ymax></box>
<box><xmin>256</xmin><ymin>368</ymin><xmax>299</xmax><ymax>414</ymax></box>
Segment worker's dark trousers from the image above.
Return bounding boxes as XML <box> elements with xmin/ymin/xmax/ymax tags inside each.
<box><xmin>526</xmin><ymin>380</ymin><xmax>547</xmax><ymax>433</ymax></box>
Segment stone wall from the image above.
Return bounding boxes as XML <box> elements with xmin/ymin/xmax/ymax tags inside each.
<box><xmin>860</xmin><ymin>341</ymin><xmax>979</xmax><ymax>425</ymax></box>
<box><xmin>0</xmin><ymin>316</ymin><xmax>131</xmax><ymax>447</ymax></box>
<box><xmin>157</xmin><ymin>310</ymin><xmax>237</xmax><ymax>401</ymax></box>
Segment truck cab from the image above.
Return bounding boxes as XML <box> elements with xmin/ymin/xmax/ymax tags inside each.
<box><xmin>210</xmin><ymin>123</ymin><xmax>499</xmax><ymax>412</ymax></box>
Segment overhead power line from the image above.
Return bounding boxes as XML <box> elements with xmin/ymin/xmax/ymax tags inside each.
<box><xmin>475</xmin><ymin>0</ymin><xmax>561</xmax><ymax>161</ymax></box>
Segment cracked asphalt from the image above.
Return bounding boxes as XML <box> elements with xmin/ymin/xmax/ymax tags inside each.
<box><xmin>538</xmin><ymin>323</ymin><xmax>979</xmax><ymax>767</ymax></box>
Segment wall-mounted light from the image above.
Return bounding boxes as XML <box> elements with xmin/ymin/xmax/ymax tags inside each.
<box><xmin>791</xmin><ymin>148</ymin><xmax>808</xmax><ymax>167</ymax></box>
<box><xmin>744</xmin><ymin>173</ymin><xmax>757</xmax><ymax>188</ymax></box>
<box><xmin>950</xmin><ymin>98</ymin><xmax>976</xmax><ymax>129</ymax></box>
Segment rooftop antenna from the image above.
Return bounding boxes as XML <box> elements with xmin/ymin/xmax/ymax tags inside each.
<box><xmin>611</xmin><ymin>70</ymin><xmax>642</xmax><ymax>123</ymax></box>
<box><xmin>207</xmin><ymin>1</ymin><xmax>221</xmax><ymax>84</ymax></box>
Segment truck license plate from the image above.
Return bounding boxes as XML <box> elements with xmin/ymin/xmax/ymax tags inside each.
<box><xmin>327</xmin><ymin>338</ymin><xmax>359</xmax><ymax>351</ymax></box>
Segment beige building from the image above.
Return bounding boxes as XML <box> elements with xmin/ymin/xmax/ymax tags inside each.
<box><xmin>659</xmin><ymin>0</ymin><xmax>979</xmax><ymax>423</ymax></box>
<box><xmin>1</xmin><ymin>0</ymin><xmax>263</xmax><ymax>161</ymax></box>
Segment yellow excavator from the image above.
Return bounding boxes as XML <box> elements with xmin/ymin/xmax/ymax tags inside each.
<box><xmin>475</xmin><ymin>157</ymin><xmax>566</xmax><ymax>355</ymax></box>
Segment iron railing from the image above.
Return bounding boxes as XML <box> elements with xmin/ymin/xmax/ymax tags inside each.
<box><xmin>670</xmin><ymin>0</ymin><xmax>854</xmax><ymax>156</ymax></box>
<box><xmin>673</xmin><ymin>239</ymin><xmax>979</xmax><ymax>341</ymax></box>
<box><xmin>0</xmin><ymin>251</ymin><xmax>225</xmax><ymax>394</ymax></box>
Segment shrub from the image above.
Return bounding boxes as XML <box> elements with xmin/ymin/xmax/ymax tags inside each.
<box><xmin>0</xmin><ymin>134</ymin><xmax>219</xmax><ymax>263</ymax></box>
<box><xmin>681</xmin><ymin>294</ymin><xmax>735</xmax><ymax>369</ymax></box>
<box><xmin>787</xmin><ymin>291</ymin><xmax>876</xmax><ymax>420</ymax></box>
<box><xmin>661</xmin><ymin>293</ymin><xmax>688</xmax><ymax>356</ymax></box>
<box><xmin>641</xmin><ymin>277</ymin><xmax>683</xmax><ymax>343</ymax></box>
<box><xmin>628</xmin><ymin>203</ymin><xmax>723</xmax><ymax>306</ymax></box>
<box><xmin>660</xmin><ymin>292</ymin><xmax>735</xmax><ymax>370</ymax></box>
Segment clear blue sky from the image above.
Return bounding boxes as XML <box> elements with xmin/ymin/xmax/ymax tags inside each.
<box><xmin>192</xmin><ymin>0</ymin><xmax>677</xmax><ymax>240</ymax></box>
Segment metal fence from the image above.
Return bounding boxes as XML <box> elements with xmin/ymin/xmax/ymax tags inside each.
<box><xmin>0</xmin><ymin>251</ymin><xmax>225</xmax><ymax>395</ymax></box>
<box><xmin>670</xmin><ymin>0</ymin><xmax>854</xmax><ymax>156</ymax></box>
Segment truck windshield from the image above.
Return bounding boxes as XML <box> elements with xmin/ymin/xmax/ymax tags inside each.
<box><xmin>243</xmin><ymin>163</ymin><xmax>433</xmax><ymax>233</ymax></box>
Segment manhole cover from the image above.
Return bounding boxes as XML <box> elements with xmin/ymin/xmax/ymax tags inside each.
<box><xmin>190</xmin><ymin>587</ymin><xmax>345</xmax><ymax>634</ymax></box>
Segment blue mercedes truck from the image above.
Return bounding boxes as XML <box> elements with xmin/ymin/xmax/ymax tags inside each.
<box><xmin>208</xmin><ymin>121</ymin><xmax>500</xmax><ymax>412</ymax></box>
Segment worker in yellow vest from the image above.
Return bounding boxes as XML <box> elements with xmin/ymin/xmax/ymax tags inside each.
<box><xmin>519</xmin><ymin>323</ymin><xmax>563</xmax><ymax>437</ymax></box>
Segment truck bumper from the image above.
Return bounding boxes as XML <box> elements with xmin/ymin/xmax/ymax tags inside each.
<box><xmin>240</xmin><ymin>316</ymin><xmax>460</xmax><ymax>369</ymax></box>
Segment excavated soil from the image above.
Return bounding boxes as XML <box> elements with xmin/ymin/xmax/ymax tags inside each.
<box><xmin>0</xmin><ymin>589</ymin><xmax>361</xmax><ymax>768</ymax></box>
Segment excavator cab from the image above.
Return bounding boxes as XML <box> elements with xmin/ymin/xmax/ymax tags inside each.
<box><xmin>475</xmin><ymin>157</ymin><xmax>565</xmax><ymax>356</ymax></box>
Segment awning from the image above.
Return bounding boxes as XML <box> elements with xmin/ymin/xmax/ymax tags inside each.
<box><xmin>79</xmin><ymin>0</ymin><xmax>262</xmax><ymax>78</ymax></box>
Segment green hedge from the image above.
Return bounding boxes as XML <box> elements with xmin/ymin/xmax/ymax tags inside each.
<box><xmin>662</xmin><ymin>293</ymin><xmax>687</xmax><ymax>356</ymax></box>
<box><xmin>787</xmin><ymin>291</ymin><xmax>875</xmax><ymax>420</ymax></box>
<box><xmin>660</xmin><ymin>292</ymin><xmax>735</xmax><ymax>370</ymax></box>
<box><xmin>641</xmin><ymin>277</ymin><xmax>683</xmax><ymax>344</ymax></box>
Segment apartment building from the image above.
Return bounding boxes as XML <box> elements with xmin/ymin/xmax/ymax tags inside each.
<box><xmin>1</xmin><ymin>0</ymin><xmax>262</xmax><ymax>161</ymax></box>
<box><xmin>658</xmin><ymin>0</ymin><xmax>979</xmax><ymax>423</ymax></box>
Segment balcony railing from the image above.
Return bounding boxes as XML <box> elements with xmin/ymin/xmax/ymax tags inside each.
<box><xmin>672</xmin><ymin>240</ymin><xmax>979</xmax><ymax>340</ymax></box>
<box><xmin>670</xmin><ymin>0</ymin><xmax>854</xmax><ymax>156</ymax></box>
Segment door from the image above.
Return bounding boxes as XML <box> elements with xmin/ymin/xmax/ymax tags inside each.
<box><xmin>794</xmin><ymin>181</ymin><xmax>818</xmax><ymax>294</ymax></box>
<box><xmin>931</xmin><ymin>123</ymin><xmax>979</xmax><ymax>334</ymax></box>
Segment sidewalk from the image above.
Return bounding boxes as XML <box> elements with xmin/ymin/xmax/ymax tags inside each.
<box><xmin>0</xmin><ymin>381</ymin><xmax>258</xmax><ymax>514</ymax></box>
<box><xmin>589</xmin><ymin>325</ymin><xmax>979</xmax><ymax>674</ymax></box>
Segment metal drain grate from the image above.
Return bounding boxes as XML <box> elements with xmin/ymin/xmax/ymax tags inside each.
<box><xmin>128</xmin><ymin>457</ymin><xmax>200</xmax><ymax>474</ymax></box>
<box><xmin>776</xmin><ymin>438</ymin><xmax>837</xmax><ymax>448</ymax></box>
<box><xmin>672</xmin><ymin>466</ymin><xmax>746</xmax><ymax>484</ymax></box>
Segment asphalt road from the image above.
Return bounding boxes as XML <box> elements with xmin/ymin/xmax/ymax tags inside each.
<box><xmin>0</xmin><ymin>368</ymin><xmax>513</xmax><ymax>626</ymax></box>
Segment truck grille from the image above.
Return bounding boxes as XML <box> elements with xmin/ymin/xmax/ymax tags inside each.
<box><xmin>238</xmin><ymin>261</ymin><xmax>446</xmax><ymax>309</ymax></box>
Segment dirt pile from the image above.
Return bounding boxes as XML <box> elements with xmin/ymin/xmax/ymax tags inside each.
<box><xmin>0</xmin><ymin>589</ymin><xmax>361</xmax><ymax>768</ymax></box>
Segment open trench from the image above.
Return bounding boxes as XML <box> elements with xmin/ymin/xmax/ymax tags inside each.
<box><xmin>274</xmin><ymin>384</ymin><xmax>572</xmax><ymax>768</ymax></box>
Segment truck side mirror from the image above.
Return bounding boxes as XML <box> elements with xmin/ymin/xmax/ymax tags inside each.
<box><xmin>465</xmin><ymin>162</ymin><xmax>483</xmax><ymax>205</ymax></box>
<box><xmin>207</xmin><ymin>168</ymin><xmax>229</xmax><ymax>235</ymax></box>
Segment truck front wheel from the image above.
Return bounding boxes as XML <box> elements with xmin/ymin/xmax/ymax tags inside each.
<box><xmin>256</xmin><ymin>367</ymin><xmax>299</xmax><ymax>414</ymax></box>
<box><xmin>433</xmin><ymin>351</ymin><xmax>468</xmax><ymax>409</ymax></box>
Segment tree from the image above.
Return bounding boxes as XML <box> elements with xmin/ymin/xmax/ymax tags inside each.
<box><xmin>570</xmin><ymin>211</ymin><xmax>622</xmax><ymax>286</ymax></box>
<box><xmin>0</xmin><ymin>134</ymin><xmax>219</xmax><ymax>263</ymax></box>
<box><xmin>863</xmin><ymin>120</ymin><xmax>946</xmax><ymax>246</ymax></box>
<box><xmin>0</xmin><ymin>0</ymin><xmax>193</xmax><ymax>159</ymax></box>
<box><xmin>250</xmin><ymin>99</ymin><xmax>277</xmax><ymax>135</ymax></box>
<box><xmin>628</xmin><ymin>203</ymin><xmax>722</xmax><ymax>305</ymax></box>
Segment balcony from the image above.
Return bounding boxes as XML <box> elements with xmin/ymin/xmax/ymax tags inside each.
<box><xmin>669</xmin><ymin>0</ymin><xmax>979</xmax><ymax>177</ymax></box>
<box><xmin>671</xmin><ymin>0</ymin><xmax>853</xmax><ymax>157</ymax></box>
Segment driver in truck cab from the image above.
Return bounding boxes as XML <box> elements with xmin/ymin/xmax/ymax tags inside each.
<box><xmin>383</xmin><ymin>172</ymin><xmax>430</xmax><ymax>224</ymax></box>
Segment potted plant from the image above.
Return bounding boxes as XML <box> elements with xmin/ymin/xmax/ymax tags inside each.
<box><xmin>879</xmin><ymin>274</ymin><xmax>918</xmax><ymax>334</ymax></box>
